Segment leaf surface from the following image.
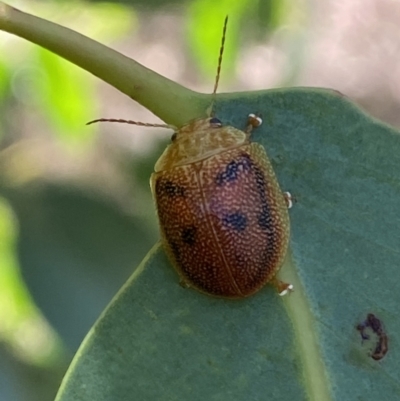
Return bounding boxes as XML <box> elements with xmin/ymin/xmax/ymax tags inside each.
<box><xmin>56</xmin><ymin>89</ymin><xmax>400</xmax><ymax>401</ymax></box>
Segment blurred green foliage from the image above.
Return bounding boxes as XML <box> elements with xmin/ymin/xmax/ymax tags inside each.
<box><xmin>0</xmin><ymin>197</ymin><xmax>59</xmax><ymax>367</ymax></box>
<box><xmin>34</xmin><ymin>48</ymin><xmax>97</xmax><ymax>144</ymax></box>
<box><xmin>186</xmin><ymin>0</ymin><xmax>294</xmax><ymax>78</ymax></box>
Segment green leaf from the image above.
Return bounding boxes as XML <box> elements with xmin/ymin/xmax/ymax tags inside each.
<box><xmin>55</xmin><ymin>89</ymin><xmax>400</xmax><ymax>401</ymax></box>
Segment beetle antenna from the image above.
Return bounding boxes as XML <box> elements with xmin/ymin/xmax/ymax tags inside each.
<box><xmin>209</xmin><ymin>15</ymin><xmax>228</xmax><ymax>116</ymax></box>
<box><xmin>86</xmin><ymin>118</ymin><xmax>177</xmax><ymax>130</ymax></box>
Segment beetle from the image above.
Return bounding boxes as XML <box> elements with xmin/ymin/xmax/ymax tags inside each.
<box><xmin>88</xmin><ymin>16</ymin><xmax>293</xmax><ymax>298</ymax></box>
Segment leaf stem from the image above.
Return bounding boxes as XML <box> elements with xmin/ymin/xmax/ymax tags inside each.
<box><xmin>279</xmin><ymin>254</ymin><xmax>333</xmax><ymax>401</ymax></box>
<box><xmin>0</xmin><ymin>2</ymin><xmax>210</xmax><ymax>126</ymax></box>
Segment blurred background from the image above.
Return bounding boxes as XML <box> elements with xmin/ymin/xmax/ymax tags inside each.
<box><xmin>0</xmin><ymin>0</ymin><xmax>399</xmax><ymax>400</ymax></box>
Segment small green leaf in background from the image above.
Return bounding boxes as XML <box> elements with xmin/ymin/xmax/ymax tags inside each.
<box><xmin>187</xmin><ymin>0</ymin><xmax>253</xmax><ymax>80</ymax></box>
<box><xmin>0</xmin><ymin>196</ymin><xmax>62</xmax><ymax>366</ymax></box>
<box><xmin>33</xmin><ymin>48</ymin><xmax>97</xmax><ymax>144</ymax></box>
<box><xmin>0</xmin><ymin>60</ymin><xmax>9</xmax><ymax>98</ymax></box>
<box><xmin>0</xmin><ymin>60</ymin><xmax>10</xmax><ymax>143</ymax></box>
<box><xmin>55</xmin><ymin>89</ymin><xmax>400</xmax><ymax>401</ymax></box>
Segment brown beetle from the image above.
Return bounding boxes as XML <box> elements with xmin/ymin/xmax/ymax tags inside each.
<box><xmin>88</xmin><ymin>17</ymin><xmax>293</xmax><ymax>298</ymax></box>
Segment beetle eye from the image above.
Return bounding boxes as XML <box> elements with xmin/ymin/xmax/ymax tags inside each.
<box><xmin>171</xmin><ymin>132</ymin><xmax>177</xmax><ymax>142</ymax></box>
<box><xmin>209</xmin><ymin>117</ymin><xmax>222</xmax><ymax>127</ymax></box>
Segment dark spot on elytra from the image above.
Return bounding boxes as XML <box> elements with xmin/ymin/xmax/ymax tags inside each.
<box><xmin>181</xmin><ymin>226</ymin><xmax>197</xmax><ymax>246</ymax></box>
<box><xmin>259</xmin><ymin>239</ymin><xmax>279</xmax><ymax>272</ymax></box>
<box><xmin>258</xmin><ymin>204</ymin><xmax>273</xmax><ymax>231</ymax></box>
<box><xmin>156</xmin><ymin>179</ymin><xmax>185</xmax><ymax>197</ymax></box>
<box><xmin>251</xmin><ymin>165</ymin><xmax>274</xmax><ymax>232</ymax></box>
<box><xmin>254</xmin><ymin>166</ymin><xmax>266</xmax><ymax>199</ymax></box>
<box><xmin>215</xmin><ymin>153</ymin><xmax>253</xmax><ymax>186</ymax></box>
<box><xmin>222</xmin><ymin>212</ymin><xmax>248</xmax><ymax>232</ymax></box>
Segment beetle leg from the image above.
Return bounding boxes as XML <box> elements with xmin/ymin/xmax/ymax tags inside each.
<box><xmin>245</xmin><ymin>113</ymin><xmax>263</xmax><ymax>137</ymax></box>
<box><xmin>283</xmin><ymin>191</ymin><xmax>294</xmax><ymax>209</ymax></box>
<box><xmin>271</xmin><ymin>277</ymin><xmax>294</xmax><ymax>296</ymax></box>
<box><xmin>179</xmin><ymin>279</ymin><xmax>191</xmax><ymax>289</ymax></box>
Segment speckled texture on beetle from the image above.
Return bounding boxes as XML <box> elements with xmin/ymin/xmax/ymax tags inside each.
<box><xmin>150</xmin><ymin>117</ymin><xmax>291</xmax><ymax>298</ymax></box>
<box><xmin>87</xmin><ymin>17</ymin><xmax>293</xmax><ymax>299</ymax></box>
